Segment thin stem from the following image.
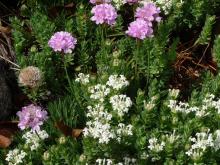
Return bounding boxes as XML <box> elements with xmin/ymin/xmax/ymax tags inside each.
<box><xmin>147</xmin><ymin>49</ymin><xmax>150</xmax><ymax>86</ymax></box>
<box><xmin>0</xmin><ymin>55</ymin><xmax>20</xmax><ymax>68</ymax></box>
<box><xmin>62</xmin><ymin>52</ymin><xmax>74</xmax><ymax>93</ymax></box>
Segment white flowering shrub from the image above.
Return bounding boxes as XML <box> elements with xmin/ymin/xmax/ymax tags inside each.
<box><xmin>2</xmin><ymin>0</ymin><xmax>220</xmax><ymax>164</ymax></box>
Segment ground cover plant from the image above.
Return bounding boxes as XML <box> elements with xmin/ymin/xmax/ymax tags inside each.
<box><xmin>1</xmin><ymin>0</ymin><xmax>220</xmax><ymax>164</ymax></box>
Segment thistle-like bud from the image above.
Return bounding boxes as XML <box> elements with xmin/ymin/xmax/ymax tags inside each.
<box><xmin>19</xmin><ymin>66</ymin><xmax>42</xmax><ymax>88</ymax></box>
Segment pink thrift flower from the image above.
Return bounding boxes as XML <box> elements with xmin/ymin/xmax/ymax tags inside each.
<box><xmin>126</xmin><ymin>19</ymin><xmax>153</xmax><ymax>39</ymax></box>
<box><xmin>135</xmin><ymin>2</ymin><xmax>161</xmax><ymax>22</ymax></box>
<box><xmin>90</xmin><ymin>0</ymin><xmax>112</xmax><ymax>4</ymax></box>
<box><xmin>91</xmin><ymin>4</ymin><xmax>117</xmax><ymax>25</ymax></box>
<box><xmin>48</xmin><ymin>31</ymin><xmax>77</xmax><ymax>54</ymax></box>
<box><xmin>124</xmin><ymin>0</ymin><xmax>139</xmax><ymax>4</ymax></box>
<box><xmin>17</xmin><ymin>104</ymin><xmax>48</xmax><ymax>131</ymax></box>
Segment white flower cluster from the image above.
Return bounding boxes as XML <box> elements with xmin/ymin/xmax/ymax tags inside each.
<box><xmin>156</xmin><ymin>0</ymin><xmax>173</xmax><ymax>15</ymax></box>
<box><xmin>6</xmin><ymin>149</ymin><xmax>27</xmax><ymax>165</ymax></box>
<box><xmin>22</xmin><ymin>130</ymin><xmax>49</xmax><ymax>151</ymax></box>
<box><xmin>116</xmin><ymin>123</ymin><xmax>133</xmax><ymax>142</ymax></box>
<box><xmin>95</xmin><ymin>157</ymin><xmax>137</xmax><ymax>165</ymax></box>
<box><xmin>75</xmin><ymin>73</ymin><xmax>90</xmax><ymax>85</ymax></box>
<box><xmin>186</xmin><ymin>130</ymin><xmax>214</xmax><ymax>160</ymax></box>
<box><xmin>110</xmin><ymin>95</ymin><xmax>132</xmax><ymax>117</ymax></box>
<box><xmin>213</xmin><ymin>130</ymin><xmax>220</xmax><ymax>151</ymax></box>
<box><xmin>83</xmin><ymin>74</ymin><xmax>133</xmax><ymax>144</ymax></box>
<box><xmin>168</xmin><ymin>94</ymin><xmax>220</xmax><ymax>117</ymax></box>
<box><xmin>96</xmin><ymin>158</ymin><xmax>113</xmax><ymax>165</ymax></box>
<box><xmin>84</xmin><ymin>104</ymin><xmax>115</xmax><ymax>144</ymax></box>
<box><xmin>203</xmin><ymin>94</ymin><xmax>220</xmax><ymax>114</ymax></box>
<box><xmin>106</xmin><ymin>75</ymin><xmax>129</xmax><ymax>90</ymax></box>
<box><xmin>112</xmin><ymin>0</ymin><xmax>124</xmax><ymax>9</ymax></box>
<box><xmin>148</xmin><ymin>137</ymin><xmax>165</xmax><ymax>152</ymax></box>
<box><xmin>89</xmin><ymin>84</ymin><xmax>110</xmax><ymax>102</ymax></box>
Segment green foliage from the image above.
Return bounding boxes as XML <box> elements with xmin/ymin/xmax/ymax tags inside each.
<box><xmin>195</xmin><ymin>15</ymin><xmax>216</xmax><ymax>45</ymax></box>
<box><xmin>5</xmin><ymin>0</ymin><xmax>220</xmax><ymax>164</ymax></box>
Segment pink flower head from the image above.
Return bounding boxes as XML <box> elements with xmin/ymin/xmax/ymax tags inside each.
<box><xmin>90</xmin><ymin>0</ymin><xmax>112</xmax><ymax>4</ymax></box>
<box><xmin>126</xmin><ymin>19</ymin><xmax>153</xmax><ymax>40</ymax></box>
<box><xmin>48</xmin><ymin>31</ymin><xmax>77</xmax><ymax>54</ymax></box>
<box><xmin>135</xmin><ymin>2</ymin><xmax>161</xmax><ymax>22</ymax></box>
<box><xmin>17</xmin><ymin>104</ymin><xmax>48</xmax><ymax>131</ymax></box>
<box><xmin>91</xmin><ymin>4</ymin><xmax>117</xmax><ymax>25</ymax></box>
<box><xmin>124</xmin><ymin>0</ymin><xmax>139</xmax><ymax>4</ymax></box>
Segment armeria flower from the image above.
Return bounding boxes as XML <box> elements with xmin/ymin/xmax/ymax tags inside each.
<box><xmin>48</xmin><ymin>31</ymin><xmax>77</xmax><ymax>53</ymax></box>
<box><xmin>126</xmin><ymin>19</ymin><xmax>153</xmax><ymax>39</ymax></box>
<box><xmin>22</xmin><ymin>130</ymin><xmax>49</xmax><ymax>151</ymax></box>
<box><xmin>110</xmin><ymin>94</ymin><xmax>132</xmax><ymax>117</ymax></box>
<box><xmin>6</xmin><ymin>149</ymin><xmax>27</xmax><ymax>165</ymax></box>
<box><xmin>19</xmin><ymin>66</ymin><xmax>42</xmax><ymax>88</ymax></box>
<box><xmin>17</xmin><ymin>104</ymin><xmax>48</xmax><ymax>131</ymax></box>
<box><xmin>123</xmin><ymin>0</ymin><xmax>139</xmax><ymax>4</ymax></box>
<box><xmin>91</xmin><ymin>4</ymin><xmax>118</xmax><ymax>25</ymax></box>
<box><xmin>106</xmin><ymin>75</ymin><xmax>129</xmax><ymax>90</ymax></box>
<box><xmin>90</xmin><ymin>0</ymin><xmax>112</xmax><ymax>4</ymax></box>
<box><xmin>135</xmin><ymin>2</ymin><xmax>161</xmax><ymax>22</ymax></box>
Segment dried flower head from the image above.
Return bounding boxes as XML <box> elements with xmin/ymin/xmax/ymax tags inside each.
<box><xmin>19</xmin><ymin>66</ymin><xmax>42</xmax><ymax>88</ymax></box>
<box><xmin>17</xmin><ymin>104</ymin><xmax>48</xmax><ymax>131</ymax></box>
<box><xmin>48</xmin><ymin>31</ymin><xmax>77</xmax><ymax>53</ymax></box>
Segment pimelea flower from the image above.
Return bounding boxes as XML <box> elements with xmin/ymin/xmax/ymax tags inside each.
<box><xmin>17</xmin><ymin>104</ymin><xmax>48</xmax><ymax>131</ymax></box>
<box><xmin>6</xmin><ymin>149</ymin><xmax>27</xmax><ymax>165</ymax></box>
<box><xmin>48</xmin><ymin>31</ymin><xmax>77</xmax><ymax>53</ymax></box>
<box><xmin>106</xmin><ymin>74</ymin><xmax>129</xmax><ymax>90</ymax></box>
<box><xmin>90</xmin><ymin>0</ymin><xmax>112</xmax><ymax>4</ymax></box>
<box><xmin>22</xmin><ymin>130</ymin><xmax>49</xmax><ymax>151</ymax></box>
<box><xmin>126</xmin><ymin>19</ymin><xmax>153</xmax><ymax>39</ymax></box>
<box><xmin>91</xmin><ymin>4</ymin><xmax>117</xmax><ymax>25</ymax></box>
<box><xmin>124</xmin><ymin>0</ymin><xmax>139</xmax><ymax>4</ymax></box>
<box><xmin>19</xmin><ymin>66</ymin><xmax>42</xmax><ymax>88</ymax></box>
<box><xmin>110</xmin><ymin>94</ymin><xmax>132</xmax><ymax>117</ymax></box>
<box><xmin>135</xmin><ymin>2</ymin><xmax>161</xmax><ymax>22</ymax></box>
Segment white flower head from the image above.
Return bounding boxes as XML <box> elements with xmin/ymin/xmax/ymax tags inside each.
<box><xmin>186</xmin><ymin>130</ymin><xmax>214</xmax><ymax>160</ymax></box>
<box><xmin>89</xmin><ymin>84</ymin><xmax>110</xmax><ymax>102</ymax></box>
<box><xmin>107</xmin><ymin>75</ymin><xmax>129</xmax><ymax>90</ymax></box>
<box><xmin>22</xmin><ymin>130</ymin><xmax>49</xmax><ymax>151</ymax></box>
<box><xmin>110</xmin><ymin>94</ymin><xmax>132</xmax><ymax>117</ymax></box>
<box><xmin>75</xmin><ymin>73</ymin><xmax>90</xmax><ymax>85</ymax></box>
<box><xmin>148</xmin><ymin>137</ymin><xmax>165</xmax><ymax>152</ymax></box>
<box><xmin>6</xmin><ymin>149</ymin><xmax>27</xmax><ymax>165</ymax></box>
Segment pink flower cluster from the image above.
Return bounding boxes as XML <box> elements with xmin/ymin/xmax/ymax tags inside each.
<box><xmin>126</xmin><ymin>2</ymin><xmax>161</xmax><ymax>40</ymax></box>
<box><xmin>17</xmin><ymin>104</ymin><xmax>48</xmax><ymax>131</ymax></box>
<box><xmin>91</xmin><ymin>3</ymin><xmax>117</xmax><ymax>26</ymax></box>
<box><xmin>48</xmin><ymin>31</ymin><xmax>77</xmax><ymax>54</ymax></box>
